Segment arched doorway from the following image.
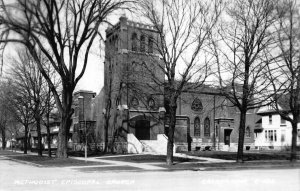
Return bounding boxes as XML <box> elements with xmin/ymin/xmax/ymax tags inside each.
<box><xmin>135</xmin><ymin>120</ymin><xmax>150</xmax><ymax>140</ymax></box>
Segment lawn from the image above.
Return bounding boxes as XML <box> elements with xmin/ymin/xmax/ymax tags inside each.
<box><xmin>156</xmin><ymin>160</ymin><xmax>300</xmax><ymax>170</ymax></box>
<box><xmin>0</xmin><ymin>150</ymin><xmax>22</xmax><ymax>156</ymax></box>
<box><xmin>6</xmin><ymin>154</ymin><xmax>108</xmax><ymax>167</ymax></box>
<box><xmin>78</xmin><ymin>166</ymin><xmax>142</xmax><ymax>172</ymax></box>
<box><xmin>180</xmin><ymin>150</ymin><xmax>299</xmax><ymax>161</ymax></box>
<box><xmin>67</xmin><ymin>150</ymin><xmax>119</xmax><ymax>157</ymax></box>
<box><xmin>98</xmin><ymin>154</ymin><xmax>204</xmax><ymax>163</ymax></box>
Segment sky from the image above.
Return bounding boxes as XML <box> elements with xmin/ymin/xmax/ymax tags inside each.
<box><xmin>2</xmin><ymin>44</ymin><xmax>104</xmax><ymax>94</ymax></box>
<box><xmin>76</xmin><ymin>12</ymin><xmax>137</xmax><ymax>94</ymax></box>
<box><xmin>1</xmin><ymin>15</ymin><xmax>123</xmax><ymax>95</ymax></box>
<box><xmin>75</xmin><ymin>53</ymin><xmax>104</xmax><ymax>94</ymax></box>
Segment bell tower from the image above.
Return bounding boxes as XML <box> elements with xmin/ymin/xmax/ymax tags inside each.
<box><xmin>104</xmin><ymin>16</ymin><xmax>165</xmax><ymax>142</ymax></box>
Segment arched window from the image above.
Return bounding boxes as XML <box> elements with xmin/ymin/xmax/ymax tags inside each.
<box><xmin>114</xmin><ymin>35</ymin><xmax>119</xmax><ymax>51</ymax></box>
<box><xmin>148</xmin><ymin>98</ymin><xmax>155</xmax><ymax>108</ymax></box>
<box><xmin>191</xmin><ymin>98</ymin><xmax>203</xmax><ymax>112</ymax></box>
<box><xmin>148</xmin><ymin>36</ymin><xmax>153</xmax><ymax>53</ymax></box>
<box><xmin>204</xmin><ymin>117</ymin><xmax>210</xmax><ymax>137</ymax></box>
<box><xmin>131</xmin><ymin>33</ymin><xmax>138</xmax><ymax>51</ymax></box>
<box><xmin>194</xmin><ymin>117</ymin><xmax>200</xmax><ymax>137</ymax></box>
<box><xmin>140</xmin><ymin>35</ymin><xmax>145</xmax><ymax>52</ymax></box>
<box><xmin>245</xmin><ymin>126</ymin><xmax>251</xmax><ymax>138</ymax></box>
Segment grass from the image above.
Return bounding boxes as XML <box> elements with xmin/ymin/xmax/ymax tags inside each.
<box><xmin>5</xmin><ymin>154</ymin><xmax>108</xmax><ymax>167</ymax></box>
<box><xmin>78</xmin><ymin>166</ymin><xmax>142</xmax><ymax>172</ymax></box>
<box><xmin>98</xmin><ymin>154</ymin><xmax>203</xmax><ymax>163</ymax></box>
<box><xmin>0</xmin><ymin>149</ymin><xmax>22</xmax><ymax>155</ymax></box>
<box><xmin>180</xmin><ymin>150</ymin><xmax>299</xmax><ymax>161</ymax></box>
<box><xmin>2</xmin><ymin>149</ymin><xmax>300</xmax><ymax>172</ymax></box>
<box><xmin>67</xmin><ymin>150</ymin><xmax>120</xmax><ymax>158</ymax></box>
<box><xmin>157</xmin><ymin>160</ymin><xmax>300</xmax><ymax>171</ymax></box>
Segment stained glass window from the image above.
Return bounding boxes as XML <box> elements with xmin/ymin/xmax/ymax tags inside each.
<box><xmin>204</xmin><ymin>117</ymin><xmax>210</xmax><ymax>137</ymax></box>
<box><xmin>194</xmin><ymin>117</ymin><xmax>200</xmax><ymax>137</ymax></box>
<box><xmin>245</xmin><ymin>126</ymin><xmax>251</xmax><ymax>138</ymax></box>
<box><xmin>191</xmin><ymin>98</ymin><xmax>203</xmax><ymax>112</ymax></box>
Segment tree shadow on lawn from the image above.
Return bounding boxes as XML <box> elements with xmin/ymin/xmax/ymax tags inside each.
<box><xmin>0</xmin><ymin>150</ymin><xmax>22</xmax><ymax>156</ymax></box>
<box><xmin>157</xmin><ymin>160</ymin><xmax>300</xmax><ymax>170</ymax></box>
<box><xmin>78</xmin><ymin>165</ymin><xmax>143</xmax><ymax>173</ymax></box>
<box><xmin>7</xmin><ymin>155</ymin><xmax>108</xmax><ymax>167</ymax></box>
<box><xmin>67</xmin><ymin>150</ymin><xmax>121</xmax><ymax>158</ymax></box>
<box><xmin>98</xmin><ymin>154</ymin><xmax>207</xmax><ymax>163</ymax></box>
<box><xmin>181</xmin><ymin>151</ymin><xmax>296</xmax><ymax>161</ymax></box>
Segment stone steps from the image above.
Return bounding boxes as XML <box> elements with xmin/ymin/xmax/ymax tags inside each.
<box><xmin>140</xmin><ymin>141</ymin><xmax>157</xmax><ymax>153</ymax></box>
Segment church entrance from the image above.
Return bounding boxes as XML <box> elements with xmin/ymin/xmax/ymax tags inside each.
<box><xmin>224</xmin><ymin>129</ymin><xmax>232</xmax><ymax>146</ymax></box>
<box><xmin>135</xmin><ymin>120</ymin><xmax>150</xmax><ymax>140</ymax></box>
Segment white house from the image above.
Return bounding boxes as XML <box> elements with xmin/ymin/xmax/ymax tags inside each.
<box><xmin>254</xmin><ymin>105</ymin><xmax>300</xmax><ymax>150</ymax></box>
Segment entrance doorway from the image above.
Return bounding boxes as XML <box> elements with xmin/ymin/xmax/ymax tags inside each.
<box><xmin>224</xmin><ymin>129</ymin><xmax>232</xmax><ymax>146</ymax></box>
<box><xmin>135</xmin><ymin>120</ymin><xmax>150</xmax><ymax>140</ymax></box>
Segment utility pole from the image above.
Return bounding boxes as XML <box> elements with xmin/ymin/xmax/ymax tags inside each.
<box><xmin>78</xmin><ymin>96</ymin><xmax>87</xmax><ymax>161</ymax></box>
<box><xmin>213</xmin><ymin>95</ymin><xmax>216</xmax><ymax>150</ymax></box>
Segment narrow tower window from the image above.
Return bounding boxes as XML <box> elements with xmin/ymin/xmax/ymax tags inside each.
<box><xmin>131</xmin><ymin>33</ymin><xmax>138</xmax><ymax>51</ymax></box>
<box><xmin>140</xmin><ymin>35</ymin><xmax>145</xmax><ymax>52</ymax></box>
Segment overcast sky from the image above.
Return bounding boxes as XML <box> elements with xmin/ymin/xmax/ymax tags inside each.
<box><xmin>76</xmin><ymin>53</ymin><xmax>104</xmax><ymax>94</ymax></box>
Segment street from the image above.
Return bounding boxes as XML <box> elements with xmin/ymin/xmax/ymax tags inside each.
<box><xmin>0</xmin><ymin>157</ymin><xmax>299</xmax><ymax>191</ymax></box>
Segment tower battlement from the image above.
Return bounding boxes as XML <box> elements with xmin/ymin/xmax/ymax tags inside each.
<box><xmin>106</xmin><ymin>16</ymin><xmax>157</xmax><ymax>37</ymax></box>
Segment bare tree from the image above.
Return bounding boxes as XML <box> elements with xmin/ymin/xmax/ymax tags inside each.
<box><xmin>5</xmin><ymin>78</ymin><xmax>35</xmax><ymax>154</ymax></box>
<box><xmin>6</xmin><ymin>50</ymin><xmax>43</xmax><ymax>155</ymax></box>
<box><xmin>266</xmin><ymin>0</ymin><xmax>300</xmax><ymax>162</ymax></box>
<box><xmin>0</xmin><ymin>80</ymin><xmax>24</xmax><ymax>151</ymax></box>
<box><xmin>103</xmin><ymin>58</ymin><xmax>117</xmax><ymax>153</ymax></box>
<box><xmin>7</xmin><ymin>49</ymin><xmax>59</xmax><ymax>156</ymax></box>
<box><xmin>42</xmin><ymin>83</ymin><xmax>58</xmax><ymax>157</ymax></box>
<box><xmin>0</xmin><ymin>80</ymin><xmax>11</xmax><ymax>149</ymax></box>
<box><xmin>139</xmin><ymin>0</ymin><xmax>223</xmax><ymax>165</ymax></box>
<box><xmin>212</xmin><ymin>0</ymin><xmax>278</xmax><ymax>162</ymax></box>
<box><xmin>0</xmin><ymin>0</ymin><xmax>132</xmax><ymax>157</ymax></box>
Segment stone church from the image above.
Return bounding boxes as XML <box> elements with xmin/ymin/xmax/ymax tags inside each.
<box><xmin>93</xmin><ymin>16</ymin><xmax>258</xmax><ymax>153</ymax></box>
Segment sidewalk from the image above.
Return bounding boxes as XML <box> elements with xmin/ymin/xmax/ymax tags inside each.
<box><xmin>173</xmin><ymin>152</ymin><xmax>234</xmax><ymax>163</ymax></box>
<box><xmin>70</xmin><ymin>156</ymin><xmax>166</xmax><ymax>170</ymax></box>
<box><xmin>66</xmin><ymin>152</ymin><xmax>235</xmax><ymax>171</ymax></box>
<box><xmin>2</xmin><ymin>150</ymin><xmax>299</xmax><ymax>172</ymax></box>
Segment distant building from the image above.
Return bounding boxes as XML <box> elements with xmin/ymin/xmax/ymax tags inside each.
<box><xmin>14</xmin><ymin>112</ymin><xmax>61</xmax><ymax>151</ymax></box>
<box><xmin>255</xmin><ymin>105</ymin><xmax>300</xmax><ymax>150</ymax></box>
<box><xmin>72</xmin><ymin>90</ymin><xmax>97</xmax><ymax>151</ymax></box>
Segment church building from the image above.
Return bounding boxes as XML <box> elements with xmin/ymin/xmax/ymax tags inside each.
<box><xmin>94</xmin><ymin>16</ymin><xmax>257</xmax><ymax>154</ymax></box>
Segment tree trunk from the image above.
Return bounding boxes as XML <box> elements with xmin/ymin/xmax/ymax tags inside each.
<box><xmin>1</xmin><ymin>129</ymin><xmax>6</xmax><ymax>150</ymax></box>
<box><xmin>166</xmin><ymin>101</ymin><xmax>177</xmax><ymax>166</ymax></box>
<box><xmin>104</xmin><ymin>116</ymin><xmax>109</xmax><ymax>153</ymax></box>
<box><xmin>290</xmin><ymin>122</ymin><xmax>298</xmax><ymax>162</ymax></box>
<box><xmin>46</xmin><ymin>116</ymin><xmax>51</xmax><ymax>157</ymax></box>
<box><xmin>46</xmin><ymin>87</ymin><xmax>51</xmax><ymax>157</ymax></box>
<box><xmin>236</xmin><ymin>110</ymin><xmax>247</xmax><ymax>163</ymax></box>
<box><xmin>36</xmin><ymin>115</ymin><xmax>43</xmax><ymax>156</ymax></box>
<box><xmin>56</xmin><ymin>89</ymin><xmax>73</xmax><ymax>158</ymax></box>
<box><xmin>103</xmin><ymin>106</ymin><xmax>111</xmax><ymax>153</ymax></box>
<box><xmin>24</xmin><ymin>124</ymin><xmax>28</xmax><ymax>154</ymax></box>
<box><xmin>56</xmin><ymin>111</ymin><xmax>72</xmax><ymax>158</ymax></box>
